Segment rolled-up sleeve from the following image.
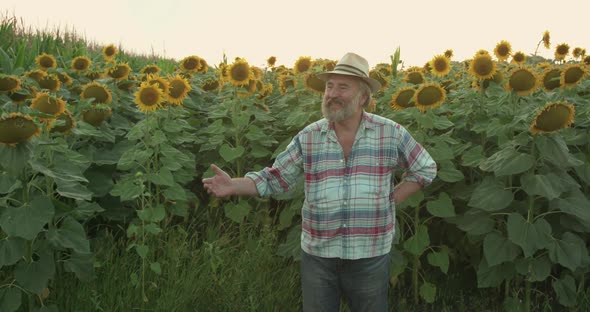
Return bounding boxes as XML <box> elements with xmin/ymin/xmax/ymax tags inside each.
<box><xmin>397</xmin><ymin>126</ymin><xmax>437</xmax><ymax>186</ymax></box>
<box><xmin>245</xmin><ymin>135</ymin><xmax>304</xmax><ymax>197</ymax></box>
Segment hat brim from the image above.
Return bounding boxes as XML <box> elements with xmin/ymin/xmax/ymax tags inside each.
<box><xmin>316</xmin><ymin>71</ymin><xmax>382</xmax><ymax>94</ymax></box>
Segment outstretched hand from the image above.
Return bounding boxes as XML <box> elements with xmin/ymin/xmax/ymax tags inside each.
<box><xmin>202</xmin><ymin>164</ymin><xmax>234</xmax><ymax>198</ymax></box>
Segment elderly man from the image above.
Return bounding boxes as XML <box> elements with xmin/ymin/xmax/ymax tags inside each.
<box><xmin>202</xmin><ymin>52</ymin><xmax>437</xmax><ymax>312</ymax></box>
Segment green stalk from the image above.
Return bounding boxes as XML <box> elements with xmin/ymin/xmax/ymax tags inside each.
<box><xmin>412</xmin><ymin>203</ymin><xmax>420</xmax><ymax>305</ymax></box>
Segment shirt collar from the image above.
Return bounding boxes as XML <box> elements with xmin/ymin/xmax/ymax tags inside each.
<box><xmin>320</xmin><ymin>111</ymin><xmax>375</xmax><ymax>133</ymax></box>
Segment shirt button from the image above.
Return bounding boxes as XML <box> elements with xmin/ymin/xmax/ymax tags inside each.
<box><xmin>342</xmin><ymin>224</ymin><xmax>347</xmax><ymax>228</ymax></box>
<box><xmin>343</xmin><ymin>201</ymin><xmax>347</xmax><ymax>206</ymax></box>
<box><xmin>340</xmin><ymin>159</ymin><xmax>344</xmax><ymax>163</ymax></box>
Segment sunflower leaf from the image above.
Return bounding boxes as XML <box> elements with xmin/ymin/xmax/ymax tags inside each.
<box><xmin>468</xmin><ymin>176</ymin><xmax>513</xmax><ymax>211</ymax></box>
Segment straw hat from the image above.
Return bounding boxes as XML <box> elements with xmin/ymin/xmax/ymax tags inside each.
<box><xmin>316</xmin><ymin>52</ymin><xmax>381</xmax><ymax>93</ymax></box>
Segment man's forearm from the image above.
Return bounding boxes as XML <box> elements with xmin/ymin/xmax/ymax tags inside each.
<box><xmin>393</xmin><ymin>181</ymin><xmax>423</xmax><ymax>205</ymax></box>
<box><xmin>230</xmin><ymin>177</ymin><xmax>260</xmax><ymax>196</ymax></box>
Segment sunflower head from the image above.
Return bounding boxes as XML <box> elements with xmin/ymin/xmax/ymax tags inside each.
<box><xmin>227</xmin><ymin>58</ymin><xmax>253</xmax><ymax>86</ymax></box>
<box><xmin>102</xmin><ymin>44</ymin><xmax>118</xmax><ymax>62</ymax></box>
<box><xmin>304</xmin><ymin>73</ymin><xmax>326</xmax><ymax>93</ymax></box>
<box><xmin>294</xmin><ymin>56</ymin><xmax>312</xmax><ymax>74</ymax></box>
<box><xmin>572</xmin><ymin>47</ymin><xmax>583</xmax><ymax>59</ymax></box>
<box><xmin>30</xmin><ymin>92</ymin><xmax>66</xmax><ymax>119</ymax></box>
<box><xmin>506</xmin><ymin>67</ymin><xmax>538</xmax><ymax>96</ymax></box>
<box><xmin>542</xmin><ymin>31</ymin><xmax>551</xmax><ymax>49</ymax></box>
<box><xmin>82</xmin><ymin>107</ymin><xmax>112</xmax><ymax>127</ymax></box>
<box><xmin>256</xmin><ymin>82</ymin><xmax>274</xmax><ymax>101</ymax></box>
<box><xmin>278</xmin><ymin>74</ymin><xmax>296</xmax><ymax>95</ymax></box>
<box><xmin>145</xmin><ymin>74</ymin><xmax>169</xmax><ymax>94</ymax></box>
<box><xmin>368</xmin><ymin>70</ymin><xmax>389</xmax><ymax>90</ymax></box>
<box><xmin>0</xmin><ymin>74</ymin><xmax>21</xmax><ymax>93</ymax></box>
<box><xmin>530</xmin><ymin>101</ymin><xmax>575</xmax><ymax>134</ymax></box>
<box><xmin>35</xmin><ymin>53</ymin><xmax>57</xmax><ymax>71</ymax></box>
<box><xmin>554</xmin><ymin>43</ymin><xmax>570</xmax><ymax>61</ymax></box>
<box><xmin>476</xmin><ymin>49</ymin><xmax>490</xmax><ymax>56</ymax></box>
<box><xmin>0</xmin><ymin>113</ymin><xmax>41</xmax><ymax>146</ymax></box>
<box><xmin>71</xmin><ymin>56</ymin><xmax>92</xmax><ymax>72</ymax></box>
<box><xmin>375</xmin><ymin>63</ymin><xmax>392</xmax><ymax>77</ymax></box>
<box><xmin>429</xmin><ymin>54</ymin><xmax>451</xmax><ymax>77</ymax></box>
<box><xmin>85</xmin><ymin>69</ymin><xmax>103</xmax><ymax>81</ymax></box>
<box><xmin>26</xmin><ymin>69</ymin><xmax>48</xmax><ymax>83</ymax></box>
<box><xmin>541</xmin><ymin>67</ymin><xmax>562</xmax><ymax>91</ymax></box>
<box><xmin>469</xmin><ymin>54</ymin><xmax>497</xmax><ymax>80</ymax></box>
<box><xmin>584</xmin><ymin>55</ymin><xmax>590</xmax><ymax>66</ymax></box>
<box><xmin>201</xmin><ymin>78</ymin><xmax>220</xmax><ymax>92</ymax></box>
<box><xmin>414</xmin><ymin>83</ymin><xmax>446</xmax><ymax>112</ymax></box>
<box><xmin>444</xmin><ymin>49</ymin><xmax>454</xmax><ymax>59</ymax></box>
<box><xmin>56</xmin><ymin>72</ymin><xmax>73</xmax><ymax>85</ymax></box>
<box><xmin>107</xmin><ymin>63</ymin><xmax>131</xmax><ymax>80</ymax></box>
<box><xmin>50</xmin><ymin>110</ymin><xmax>76</xmax><ymax>134</ymax></box>
<box><xmin>38</xmin><ymin>74</ymin><xmax>61</xmax><ymax>92</ymax></box>
<box><xmin>167</xmin><ymin>75</ymin><xmax>192</xmax><ymax>105</ymax></box>
<box><xmin>403</xmin><ymin>71</ymin><xmax>425</xmax><ymax>85</ymax></box>
<box><xmin>198</xmin><ymin>58</ymin><xmax>209</xmax><ymax>74</ymax></box>
<box><xmin>141</xmin><ymin>64</ymin><xmax>160</xmax><ymax>75</ymax></box>
<box><xmin>134</xmin><ymin>82</ymin><xmax>165</xmax><ymax>113</ymax></box>
<box><xmin>390</xmin><ymin>87</ymin><xmax>415</xmax><ymax>110</ymax></box>
<box><xmin>473</xmin><ymin>70</ymin><xmax>505</xmax><ymax>91</ymax></box>
<box><xmin>81</xmin><ymin>82</ymin><xmax>113</xmax><ymax>104</ymax></box>
<box><xmin>494</xmin><ymin>40</ymin><xmax>512</xmax><ymax>61</ymax></box>
<box><xmin>180</xmin><ymin>55</ymin><xmax>202</xmax><ymax>72</ymax></box>
<box><xmin>267</xmin><ymin>56</ymin><xmax>277</xmax><ymax>67</ymax></box>
<box><xmin>423</xmin><ymin>62</ymin><xmax>432</xmax><ymax>73</ymax></box>
<box><xmin>560</xmin><ymin>64</ymin><xmax>587</xmax><ymax>87</ymax></box>
<box><xmin>511</xmin><ymin>51</ymin><xmax>527</xmax><ymax>65</ymax></box>
<box><xmin>236</xmin><ymin>79</ymin><xmax>258</xmax><ymax>98</ymax></box>
<box><xmin>251</xmin><ymin>66</ymin><xmax>264</xmax><ymax>80</ymax></box>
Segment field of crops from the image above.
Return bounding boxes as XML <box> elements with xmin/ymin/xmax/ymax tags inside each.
<box><xmin>0</xmin><ymin>15</ymin><xmax>589</xmax><ymax>311</ymax></box>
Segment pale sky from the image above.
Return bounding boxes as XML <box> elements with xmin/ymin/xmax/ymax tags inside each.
<box><xmin>3</xmin><ymin>0</ymin><xmax>590</xmax><ymax>69</ymax></box>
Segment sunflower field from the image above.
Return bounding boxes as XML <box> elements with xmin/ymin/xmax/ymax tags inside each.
<box><xmin>0</xmin><ymin>15</ymin><xmax>589</xmax><ymax>312</ymax></box>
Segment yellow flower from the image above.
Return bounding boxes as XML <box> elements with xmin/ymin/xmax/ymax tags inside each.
<box><xmin>530</xmin><ymin>101</ymin><xmax>574</xmax><ymax>134</ymax></box>
<box><xmin>506</xmin><ymin>67</ymin><xmax>538</xmax><ymax>96</ymax></box>
<box><xmin>102</xmin><ymin>44</ymin><xmax>118</xmax><ymax>62</ymax></box>
<box><xmin>26</xmin><ymin>69</ymin><xmax>48</xmax><ymax>83</ymax></box>
<box><xmin>167</xmin><ymin>75</ymin><xmax>192</xmax><ymax>105</ymax></box>
<box><xmin>390</xmin><ymin>87</ymin><xmax>415</xmax><ymax>110</ymax></box>
<box><xmin>473</xmin><ymin>71</ymin><xmax>504</xmax><ymax>91</ymax></box>
<box><xmin>38</xmin><ymin>74</ymin><xmax>61</xmax><ymax>92</ymax></box>
<box><xmin>81</xmin><ymin>82</ymin><xmax>113</xmax><ymax>104</ymax></box>
<box><xmin>267</xmin><ymin>56</ymin><xmax>277</xmax><ymax>67</ymax></box>
<box><xmin>134</xmin><ymin>82</ymin><xmax>165</xmax><ymax>113</ymax></box>
<box><xmin>56</xmin><ymin>72</ymin><xmax>73</xmax><ymax>85</ymax></box>
<box><xmin>554</xmin><ymin>43</ymin><xmax>569</xmax><ymax>61</ymax></box>
<box><xmin>494</xmin><ymin>40</ymin><xmax>512</xmax><ymax>62</ymax></box>
<box><xmin>560</xmin><ymin>64</ymin><xmax>587</xmax><ymax>87</ymax></box>
<box><xmin>305</xmin><ymin>73</ymin><xmax>325</xmax><ymax>93</ymax></box>
<box><xmin>0</xmin><ymin>74</ymin><xmax>21</xmax><ymax>93</ymax></box>
<box><xmin>584</xmin><ymin>55</ymin><xmax>590</xmax><ymax>66</ymax></box>
<box><xmin>141</xmin><ymin>64</ymin><xmax>160</xmax><ymax>75</ymax></box>
<box><xmin>227</xmin><ymin>58</ymin><xmax>253</xmax><ymax>86</ymax></box>
<box><xmin>540</xmin><ymin>67</ymin><xmax>562</xmax><ymax>91</ymax></box>
<box><xmin>106</xmin><ymin>63</ymin><xmax>131</xmax><ymax>80</ymax></box>
<box><xmin>256</xmin><ymin>82</ymin><xmax>273</xmax><ymax>101</ymax></box>
<box><xmin>0</xmin><ymin>113</ymin><xmax>41</xmax><ymax>147</ymax></box>
<box><xmin>30</xmin><ymin>92</ymin><xmax>66</xmax><ymax>120</ymax></box>
<box><xmin>201</xmin><ymin>78</ymin><xmax>220</xmax><ymax>92</ymax></box>
<box><xmin>82</xmin><ymin>107</ymin><xmax>112</xmax><ymax>127</ymax></box>
<box><xmin>71</xmin><ymin>56</ymin><xmax>92</xmax><ymax>72</ymax></box>
<box><xmin>572</xmin><ymin>47</ymin><xmax>583</xmax><ymax>59</ymax></box>
<box><xmin>414</xmin><ymin>83</ymin><xmax>446</xmax><ymax>112</ymax></box>
<box><xmin>50</xmin><ymin>110</ymin><xmax>76</xmax><ymax>134</ymax></box>
<box><xmin>444</xmin><ymin>49</ymin><xmax>454</xmax><ymax>59</ymax></box>
<box><xmin>542</xmin><ymin>31</ymin><xmax>551</xmax><ymax>49</ymax></box>
<box><xmin>469</xmin><ymin>54</ymin><xmax>496</xmax><ymax>80</ymax></box>
<box><xmin>403</xmin><ymin>71</ymin><xmax>425</xmax><ymax>85</ymax></box>
<box><xmin>180</xmin><ymin>55</ymin><xmax>202</xmax><ymax>72</ymax></box>
<box><xmin>198</xmin><ymin>58</ymin><xmax>209</xmax><ymax>74</ymax></box>
<box><xmin>35</xmin><ymin>53</ymin><xmax>57</xmax><ymax>71</ymax></box>
<box><xmin>278</xmin><ymin>74</ymin><xmax>296</xmax><ymax>95</ymax></box>
<box><xmin>145</xmin><ymin>74</ymin><xmax>169</xmax><ymax>95</ymax></box>
<box><xmin>511</xmin><ymin>51</ymin><xmax>526</xmax><ymax>65</ymax></box>
<box><xmin>429</xmin><ymin>55</ymin><xmax>451</xmax><ymax>77</ymax></box>
<box><xmin>294</xmin><ymin>56</ymin><xmax>312</xmax><ymax>74</ymax></box>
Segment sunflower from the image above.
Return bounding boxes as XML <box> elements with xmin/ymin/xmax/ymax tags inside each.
<box><xmin>542</xmin><ymin>31</ymin><xmax>551</xmax><ymax>49</ymax></box>
<box><xmin>403</xmin><ymin>71</ymin><xmax>425</xmax><ymax>85</ymax></box>
<box><xmin>85</xmin><ymin>70</ymin><xmax>103</xmax><ymax>81</ymax></box>
<box><xmin>106</xmin><ymin>63</ymin><xmax>131</xmax><ymax>80</ymax></box>
<box><xmin>530</xmin><ymin>101</ymin><xmax>574</xmax><ymax>134</ymax></box>
<box><xmin>444</xmin><ymin>49</ymin><xmax>454</xmax><ymax>59</ymax></box>
<box><xmin>278</xmin><ymin>74</ymin><xmax>296</xmax><ymax>95</ymax></box>
<box><xmin>375</xmin><ymin>63</ymin><xmax>392</xmax><ymax>77</ymax></box>
<box><xmin>145</xmin><ymin>74</ymin><xmax>169</xmax><ymax>95</ymax></box>
<box><xmin>473</xmin><ymin>71</ymin><xmax>505</xmax><ymax>91</ymax></box>
<box><xmin>167</xmin><ymin>75</ymin><xmax>192</xmax><ymax>105</ymax></box>
<box><xmin>82</xmin><ymin>107</ymin><xmax>112</xmax><ymax>127</ymax></box>
<box><xmin>554</xmin><ymin>43</ymin><xmax>569</xmax><ymax>61</ymax></box>
<box><xmin>323</xmin><ymin>60</ymin><xmax>336</xmax><ymax>71</ymax></box>
<box><xmin>81</xmin><ymin>82</ymin><xmax>113</xmax><ymax>104</ymax></box>
<box><xmin>572</xmin><ymin>47</ymin><xmax>583</xmax><ymax>59</ymax></box>
<box><xmin>369</xmin><ymin>70</ymin><xmax>389</xmax><ymax>90</ymax></box>
<box><xmin>9</xmin><ymin>86</ymin><xmax>35</xmax><ymax>103</ymax></box>
<box><xmin>423</xmin><ymin>62</ymin><xmax>432</xmax><ymax>73</ymax></box>
<box><xmin>429</xmin><ymin>55</ymin><xmax>451</xmax><ymax>77</ymax></box>
<box><xmin>251</xmin><ymin>66</ymin><xmax>264</xmax><ymax>80</ymax></box>
<box><xmin>236</xmin><ymin>79</ymin><xmax>258</xmax><ymax>98</ymax></box>
<box><xmin>26</xmin><ymin>69</ymin><xmax>48</xmax><ymax>83</ymax></box>
<box><xmin>71</xmin><ymin>56</ymin><xmax>92</xmax><ymax>72</ymax></box>
<box><xmin>180</xmin><ymin>55</ymin><xmax>202</xmax><ymax>72</ymax></box>
<box><xmin>37</xmin><ymin>74</ymin><xmax>61</xmax><ymax>92</ymax></box>
<box><xmin>256</xmin><ymin>82</ymin><xmax>273</xmax><ymax>101</ymax></box>
<box><xmin>102</xmin><ymin>44</ymin><xmax>118</xmax><ymax>62</ymax></box>
<box><xmin>0</xmin><ymin>74</ymin><xmax>21</xmax><ymax>93</ymax></box>
<box><xmin>35</xmin><ymin>53</ymin><xmax>57</xmax><ymax>71</ymax></box>
<box><xmin>267</xmin><ymin>56</ymin><xmax>277</xmax><ymax>67</ymax></box>
<box><xmin>469</xmin><ymin>54</ymin><xmax>496</xmax><ymax>80</ymax></box>
<box><xmin>560</xmin><ymin>64</ymin><xmax>587</xmax><ymax>87</ymax></box>
<box><xmin>536</xmin><ymin>62</ymin><xmax>551</xmax><ymax>70</ymax></box>
<box><xmin>541</xmin><ymin>67</ymin><xmax>562</xmax><ymax>91</ymax></box>
<box><xmin>494</xmin><ymin>40</ymin><xmax>512</xmax><ymax>62</ymax></box>
<box><xmin>134</xmin><ymin>82</ymin><xmax>165</xmax><ymax>112</ymax></box>
<box><xmin>117</xmin><ymin>79</ymin><xmax>137</xmax><ymax>92</ymax></box>
<box><xmin>294</xmin><ymin>56</ymin><xmax>312</xmax><ymax>74</ymax></box>
<box><xmin>50</xmin><ymin>110</ymin><xmax>75</xmax><ymax>133</ymax></box>
<box><xmin>227</xmin><ymin>58</ymin><xmax>253</xmax><ymax>86</ymax></box>
<box><xmin>30</xmin><ymin>92</ymin><xmax>66</xmax><ymax>119</ymax></box>
<box><xmin>584</xmin><ymin>55</ymin><xmax>590</xmax><ymax>66</ymax></box>
<box><xmin>141</xmin><ymin>64</ymin><xmax>160</xmax><ymax>75</ymax></box>
<box><xmin>414</xmin><ymin>83</ymin><xmax>446</xmax><ymax>112</ymax></box>
<box><xmin>0</xmin><ymin>113</ymin><xmax>41</xmax><ymax>146</ymax></box>
<box><xmin>511</xmin><ymin>51</ymin><xmax>526</xmax><ymax>65</ymax></box>
<box><xmin>201</xmin><ymin>78</ymin><xmax>220</xmax><ymax>92</ymax></box>
<box><xmin>198</xmin><ymin>58</ymin><xmax>209</xmax><ymax>74</ymax></box>
<box><xmin>506</xmin><ymin>67</ymin><xmax>538</xmax><ymax>96</ymax></box>
<box><xmin>305</xmin><ymin>73</ymin><xmax>326</xmax><ymax>93</ymax></box>
<box><xmin>56</xmin><ymin>72</ymin><xmax>73</xmax><ymax>85</ymax></box>
<box><xmin>476</xmin><ymin>49</ymin><xmax>490</xmax><ymax>56</ymax></box>
<box><xmin>390</xmin><ymin>87</ymin><xmax>415</xmax><ymax>110</ymax></box>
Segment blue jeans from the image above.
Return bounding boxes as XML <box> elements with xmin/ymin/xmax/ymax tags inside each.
<box><xmin>301</xmin><ymin>250</ymin><xmax>390</xmax><ymax>312</ymax></box>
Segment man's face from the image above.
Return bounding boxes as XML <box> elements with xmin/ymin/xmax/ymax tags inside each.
<box><xmin>322</xmin><ymin>75</ymin><xmax>365</xmax><ymax>122</ymax></box>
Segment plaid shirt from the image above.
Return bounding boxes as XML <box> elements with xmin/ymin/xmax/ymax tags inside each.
<box><xmin>245</xmin><ymin>112</ymin><xmax>437</xmax><ymax>259</ymax></box>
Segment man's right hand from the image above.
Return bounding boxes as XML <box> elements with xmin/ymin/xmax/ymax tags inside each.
<box><xmin>202</xmin><ymin>164</ymin><xmax>234</xmax><ymax>198</ymax></box>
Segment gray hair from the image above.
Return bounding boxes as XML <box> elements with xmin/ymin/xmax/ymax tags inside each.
<box><xmin>357</xmin><ymin>79</ymin><xmax>372</xmax><ymax>108</ymax></box>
